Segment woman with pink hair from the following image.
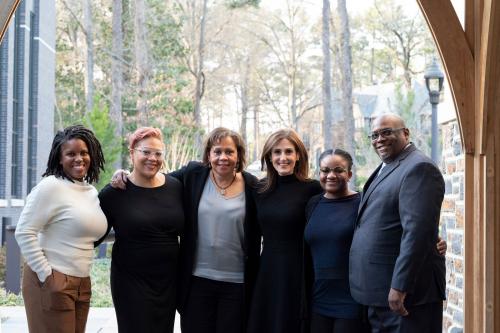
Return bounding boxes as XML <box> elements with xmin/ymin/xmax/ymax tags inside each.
<box><xmin>98</xmin><ymin>127</ymin><xmax>184</xmax><ymax>333</ymax></box>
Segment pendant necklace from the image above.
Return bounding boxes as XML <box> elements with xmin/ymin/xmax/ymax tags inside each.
<box><xmin>211</xmin><ymin>171</ymin><xmax>237</xmax><ymax>196</ymax></box>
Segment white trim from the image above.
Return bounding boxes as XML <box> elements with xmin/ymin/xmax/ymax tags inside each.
<box><xmin>0</xmin><ymin>199</ymin><xmax>7</xmax><ymax>207</ymax></box>
<box><xmin>20</xmin><ymin>24</ymin><xmax>31</xmax><ymax>31</ymax></box>
<box><xmin>10</xmin><ymin>199</ymin><xmax>25</xmax><ymax>207</ymax></box>
<box><xmin>34</xmin><ymin>37</ymin><xmax>56</xmax><ymax>54</ymax></box>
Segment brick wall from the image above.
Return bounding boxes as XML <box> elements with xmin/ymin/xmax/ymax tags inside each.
<box><xmin>440</xmin><ymin>119</ymin><xmax>465</xmax><ymax>333</ymax></box>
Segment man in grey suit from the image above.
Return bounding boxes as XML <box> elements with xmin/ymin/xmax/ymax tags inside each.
<box><xmin>349</xmin><ymin>113</ymin><xmax>446</xmax><ymax>332</ymax></box>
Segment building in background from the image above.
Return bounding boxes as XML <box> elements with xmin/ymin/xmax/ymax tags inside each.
<box><xmin>0</xmin><ymin>0</ymin><xmax>55</xmax><ymax>232</ymax></box>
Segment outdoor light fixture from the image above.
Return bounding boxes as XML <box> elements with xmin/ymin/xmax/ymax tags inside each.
<box><xmin>424</xmin><ymin>57</ymin><xmax>444</xmax><ymax>163</ymax></box>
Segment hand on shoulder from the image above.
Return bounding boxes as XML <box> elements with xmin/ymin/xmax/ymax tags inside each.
<box><xmin>110</xmin><ymin>169</ymin><xmax>130</xmax><ymax>189</ymax></box>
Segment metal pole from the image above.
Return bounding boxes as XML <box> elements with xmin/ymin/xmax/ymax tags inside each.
<box><xmin>430</xmin><ymin>91</ymin><xmax>440</xmax><ymax>163</ymax></box>
<box><xmin>2</xmin><ymin>216</ymin><xmax>11</xmax><ymax>246</ymax></box>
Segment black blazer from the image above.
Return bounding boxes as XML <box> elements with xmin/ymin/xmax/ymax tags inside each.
<box><xmin>170</xmin><ymin>161</ymin><xmax>261</xmax><ymax>315</ymax></box>
<box><xmin>349</xmin><ymin>145</ymin><xmax>446</xmax><ymax>307</ymax></box>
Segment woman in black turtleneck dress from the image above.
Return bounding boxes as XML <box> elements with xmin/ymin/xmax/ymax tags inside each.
<box><xmin>248</xmin><ymin>129</ymin><xmax>322</xmax><ymax>333</ymax></box>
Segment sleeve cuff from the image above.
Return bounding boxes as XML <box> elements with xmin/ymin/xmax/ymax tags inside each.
<box><xmin>37</xmin><ymin>267</ymin><xmax>52</xmax><ymax>283</ymax></box>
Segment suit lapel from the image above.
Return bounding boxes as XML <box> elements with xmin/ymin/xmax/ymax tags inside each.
<box><xmin>357</xmin><ymin>145</ymin><xmax>416</xmax><ymax>223</ymax></box>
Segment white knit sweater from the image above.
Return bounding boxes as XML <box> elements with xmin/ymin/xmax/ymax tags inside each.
<box><xmin>15</xmin><ymin>176</ymin><xmax>107</xmax><ymax>282</ymax></box>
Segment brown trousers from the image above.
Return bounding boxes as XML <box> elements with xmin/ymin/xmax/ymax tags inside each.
<box><xmin>22</xmin><ymin>265</ymin><xmax>92</xmax><ymax>333</ymax></box>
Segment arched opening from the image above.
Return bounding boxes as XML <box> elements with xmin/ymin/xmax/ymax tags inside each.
<box><xmin>418</xmin><ymin>0</ymin><xmax>500</xmax><ymax>332</ymax></box>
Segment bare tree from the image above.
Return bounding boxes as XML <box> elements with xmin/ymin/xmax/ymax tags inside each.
<box><xmin>83</xmin><ymin>0</ymin><xmax>94</xmax><ymax>114</ymax></box>
<box><xmin>355</xmin><ymin>0</ymin><xmax>434</xmax><ymax>88</ymax></box>
<box><xmin>163</xmin><ymin>130</ymin><xmax>198</xmax><ymax>172</ymax></box>
<box><xmin>337</xmin><ymin>0</ymin><xmax>356</xmax><ymax>184</ymax></box>
<box><xmin>194</xmin><ymin>0</ymin><xmax>208</xmax><ymax>129</ymax></box>
<box><xmin>239</xmin><ymin>56</ymin><xmax>250</xmax><ymax>143</ymax></box>
<box><xmin>111</xmin><ymin>0</ymin><xmax>123</xmax><ymax>168</ymax></box>
<box><xmin>250</xmin><ymin>1</ymin><xmax>319</xmax><ymax>129</ymax></box>
<box><xmin>134</xmin><ymin>0</ymin><xmax>150</xmax><ymax>125</ymax></box>
<box><xmin>322</xmin><ymin>0</ymin><xmax>333</xmax><ymax>149</ymax></box>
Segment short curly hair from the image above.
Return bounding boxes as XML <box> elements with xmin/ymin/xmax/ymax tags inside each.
<box><xmin>128</xmin><ymin>127</ymin><xmax>164</xmax><ymax>149</ymax></box>
<box><xmin>202</xmin><ymin>127</ymin><xmax>247</xmax><ymax>172</ymax></box>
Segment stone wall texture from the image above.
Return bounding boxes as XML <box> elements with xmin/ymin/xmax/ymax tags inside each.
<box><xmin>440</xmin><ymin>120</ymin><xmax>465</xmax><ymax>333</ymax></box>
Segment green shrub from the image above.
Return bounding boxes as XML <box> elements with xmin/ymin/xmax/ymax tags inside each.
<box><xmin>0</xmin><ymin>288</ymin><xmax>24</xmax><ymax>306</ymax></box>
<box><xmin>90</xmin><ymin>258</ymin><xmax>113</xmax><ymax>307</ymax></box>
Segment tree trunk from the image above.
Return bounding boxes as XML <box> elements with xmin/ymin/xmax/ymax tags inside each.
<box><xmin>111</xmin><ymin>0</ymin><xmax>123</xmax><ymax>169</ymax></box>
<box><xmin>322</xmin><ymin>0</ymin><xmax>333</xmax><ymax>149</ymax></box>
<box><xmin>290</xmin><ymin>23</ymin><xmax>297</xmax><ymax>130</ymax></box>
<box><xmin>83</xmin><ymin>0</ymin><xmax>94</xmax><ymax>114</ymax></box>
<box><xmin>253</xmin><ymin>102</ymin><xmax>259</xmax><ymax>162</ymax></box>
<box><xmin>134</xmin><ymin>0</ymin><xmax>150</xmax><ymax>125</ymax></box>
<box><xmin>337</xmin><ymin>0</ymin><xmax>356</xmax><ymax>185</ymax></box>
<box><xmin>193</xmin><ymin>0</ymin><xmax>207</xmax><ymax>127</ymax></box>
<box><xmin>193</xmin><ymin>0</ymin><xmax>208</xmax><ymax>150</ymax></box>
<box><xmin>240</xmin><ymin>57</ymin><xmax>250</xmax><ymax>144</ymax></box>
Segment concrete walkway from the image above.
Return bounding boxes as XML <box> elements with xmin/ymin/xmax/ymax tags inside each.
<box><xmin>0</xmin><ymin>307</ymin><xmax>181</xmax><ymax>332</ymax></box>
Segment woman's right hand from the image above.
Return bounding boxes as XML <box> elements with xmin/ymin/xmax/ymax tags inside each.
<box><xmin>110</xmin><ymin>169</ymin><xmax>129</xmax><ymax>189</ymax></box>
<box><xmin>37</xmin><ymin>268</ymin><xmax>53</xmax><ymax>286</ymax></box>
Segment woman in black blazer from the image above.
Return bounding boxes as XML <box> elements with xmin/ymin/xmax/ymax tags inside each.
<box><xmin>112</xmin><ymin>127</ymin><xmax>260</xmax><ymax>333</ymax></box>
<box><xmin>170</xmin><ymin>128</ymin><xmax>260</xmax><ymax>333</ymax></box>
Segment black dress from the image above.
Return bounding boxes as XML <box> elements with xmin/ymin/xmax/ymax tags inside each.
<box><xmin>98</xmin><ymin>174</ymin><xmax>184</xmax><ymax>333</ymax></box>
<box><xmin>248</xmin><ymin>174</ymin><xmax>322</xmax><ymax>333</ymax></box>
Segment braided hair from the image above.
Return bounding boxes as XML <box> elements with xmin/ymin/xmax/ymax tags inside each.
<box><xmin>42</xmin><ymin>125</ymin><xmax>105</xmax><ymax>183</ymax></box>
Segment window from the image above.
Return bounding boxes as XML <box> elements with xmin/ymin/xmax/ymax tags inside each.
<box><xmin>0</xmin><ymin>36</ymin><xmax>8</xmax><ymax>198</ymax></box>
<box><xmin>11</xmin><ymin>2</ymin><xmax>26</xmax><ymax>198</ymax></box>
<box><xmin>27</xmin><ymin>10</ymin><xmax>38</xmax><ymax>192</ymax></box>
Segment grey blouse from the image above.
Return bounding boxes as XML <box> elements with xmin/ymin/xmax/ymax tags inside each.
<box><xmin>193</xmin><ymin>177</ymin><xmax>246</xmax><ymax>283</ymax></box>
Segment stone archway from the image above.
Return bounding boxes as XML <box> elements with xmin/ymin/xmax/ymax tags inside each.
<box><xmin>418</xmin><ymin>1</ymin><xmax>500</xmax><ymax>332</ymax></box>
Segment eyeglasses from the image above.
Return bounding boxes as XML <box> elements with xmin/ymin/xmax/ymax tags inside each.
<box><xmin>319</xmin><ymin>166</ymin><xmax>347</xmax><ymax>175</ymax></box>
<box><xmin>368</xmin><ymin>127</ymin><xmax>406</xmax><ymax>141</ymax></box>
<box><xmin>132</xmin><ymin>148</ymin><xmax>165</xmax><ymax>159</ymax></box>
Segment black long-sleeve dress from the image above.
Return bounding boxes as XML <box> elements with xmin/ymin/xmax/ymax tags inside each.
<box><xmin>98</xmin><ymin>174</ymin><xmax>184</xmax><ymax>333</ymax></box>
<box><xmin>248</xmin><ymin>174</ymin><xmax>322</xmax><ymax>333</ymax></box>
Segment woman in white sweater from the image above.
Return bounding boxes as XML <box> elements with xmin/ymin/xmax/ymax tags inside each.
<box><xmin>15</xmin><ymin>125</ymin><xmax>108</xmax><ymax>333</ymax></box>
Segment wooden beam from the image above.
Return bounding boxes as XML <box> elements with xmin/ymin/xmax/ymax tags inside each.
<box><xmin>480</xmin><ymin>2</ymin><xmax>500</xmax><ymax>330</ymax></box>
<box><xmin>417</xmin><ymin>0</ymin><xmax>475</xmax><ymax>154</ymax></box>
<box><xmin>0</xmin><ymin>0</ymin><xmax>21</xmax><ymax>44</ymax></box>
<box><xmin>464</xmin><ymin>0</ymin><xmax>475</xmax><ymax>49</ymax></box>
<box><xmin>479</xmin><ymin>0</ymin><xmax>500</xmax><ymax>154</ymax></box>
<box><xmin>465</xmin><ymin>153</ymin><xmax>483</xmax><ymax>333</ymax></box>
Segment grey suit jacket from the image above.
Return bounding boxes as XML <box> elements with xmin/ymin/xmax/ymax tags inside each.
<box><xmin>349</xmin><ymin>144</ymin><xmax>446</xmax><ymax>307</ymax></box>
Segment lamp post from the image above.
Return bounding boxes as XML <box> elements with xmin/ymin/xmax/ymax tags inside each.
<box><xmin>424</xmin><ymin>58</ymin><xmax>444</xmax><ymax>163</ymax></box>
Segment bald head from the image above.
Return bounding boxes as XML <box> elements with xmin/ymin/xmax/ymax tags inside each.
<box><xmin>372</xmin><ymin>113</ymin><xmax>406</xmax><ymax>130</ymax></box>
<box><xmin>370</xmin><ymin>113</ymin><xmax>410</xmax><ymax>163</ymax></box>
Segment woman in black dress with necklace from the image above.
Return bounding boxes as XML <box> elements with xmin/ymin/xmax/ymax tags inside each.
<box><xmin>248</xmin><ymin>129</ymin><xmax>322</xmax><ymax>333</ymax></box>
<box><xmin>98</xmin><ymin>127</ymin><xmax>184</xmax><ymax>333</ymax></box>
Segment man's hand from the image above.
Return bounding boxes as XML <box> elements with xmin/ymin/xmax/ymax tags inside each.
<box><xmin>388</xmin><ymin>288</ymin><xmax>408</xmax><ymax>316</ymax></box>
<box><xmin>110</xmin><ymin>169</ymin><xmax>129</xmax><ymax>190</ymax></box>
<box><xmin>437</xmin><ymin>236</ymin><xmax>447</xmax><ymax>256</ymax></box>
